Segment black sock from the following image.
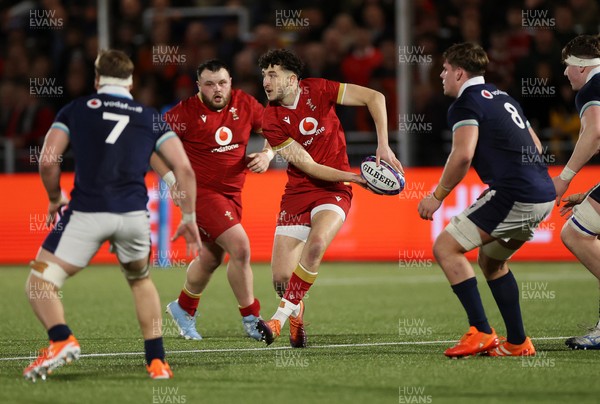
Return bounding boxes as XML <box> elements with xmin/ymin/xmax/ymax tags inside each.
<box><xmin>488</xmin><ymin>271</ymin><xmax>526</xmax><ymax>345</ymax></box>
<box><xmin>451</xmin><ymin>277</ymin><xmax>492</xmax><ymax>334</ymax></box>
<box><xmin>47</xmin><ymin>324</ymin><xmax>72</xmax><ymax>342</ymax></box>
<box><xmin>144</xmin><ymin>337</ymin><xmax>165</xmax><ymax>366</ymax></box>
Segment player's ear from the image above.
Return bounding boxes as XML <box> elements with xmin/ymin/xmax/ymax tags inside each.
<box><xmin>456</xmin><ymin>67</ymin><xmax>464</xmax><ymax>81</ymax></box>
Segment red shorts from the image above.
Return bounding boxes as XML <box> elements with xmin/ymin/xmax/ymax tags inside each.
<box><xmin>196</xmin><ymin>190</ymin><xmax>242</xmax><ymax>243</ymax></box>
<box><xmin>276</xmin><ymin>186</ymin><xmax>352</xmax><ymax>233</ymax></box>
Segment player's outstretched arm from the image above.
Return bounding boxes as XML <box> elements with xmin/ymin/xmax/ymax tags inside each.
<box><xmin>39</xmin><ymin>127</ymin><xmax>70</xmax><ymax>227</ymax></box>
<box><xmin>418</xmin><ymin>125</ymin><xmax>478</xmax><ymax>220</ymax></box>
<box><xmin>278</xmin><ymin>140</ymin><xmax>365</xmax><ymax>185</ymax></box>
<box><xmin>553</xmin><ymin>105</ymin><xmax>600</xmax><ymax>205</ymax></box>
<box><xmin>340</xmin><ymin>83</ymin><xmax>403</xmax><ymax>174</ymax></box>
<box><xmin>155</xmin><ymin>136</ymin><xmax>201</xmax><ymax>256</ymax></box>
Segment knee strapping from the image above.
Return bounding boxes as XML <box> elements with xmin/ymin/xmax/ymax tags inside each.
<box><xmin>121</xmin><ymin>263</ymin><xmax>150</xmax><ymax>280</ymax></box>
<box><xmin>29</xmin><ymin>260</ymin><xmax>69</xmax><ymax>289</ymax></box>
<box><xmin>481</xmin><ymin>241</ymin><xmax>516</xmax><ymax>261</ymax></box>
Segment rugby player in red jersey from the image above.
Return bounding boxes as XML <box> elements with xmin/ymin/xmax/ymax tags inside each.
<box><xmin>155</xmin><ymin>60</ymin><xmax>362</xmax><ymax>342</ymax></box>
<box><xmin>257</xmin><ymin>49</ymin><xmax>403</xmax><ymax>347</ymax></box>
<box><xmin>151</xmin><ymin>60</ymin><xmax>272</xmax><ymax>340</ymax></box>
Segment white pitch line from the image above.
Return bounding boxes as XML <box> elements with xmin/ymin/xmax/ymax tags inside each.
<box><xmin>0</xmin><ymin>336</ymin><xmax>572</xmax><ymax>362</ymax></box>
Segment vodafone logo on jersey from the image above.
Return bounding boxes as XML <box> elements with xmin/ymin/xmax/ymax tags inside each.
<box><xmin>481</xmin><ymin>90</ymin><xmax>493</xmax><ymax>99</ymax></box>
<box><xmin>299</xmin><ymin>117</ymin><xmax>324</xmax><ymax>136</ymax></box>
<box><xmin>87</xmin><ymin>98</ymin><xmax>102</xmax><ymax>109</ymax></box>
<box><xmin>215</xmin><ymin>126</ymin><xmax>233</xmax><ymax>146</ymax></box>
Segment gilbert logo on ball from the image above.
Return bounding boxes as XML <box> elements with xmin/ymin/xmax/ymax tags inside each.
<box><xmin>360</xmin><ymin>156</ymin><xmax>404</xmax><ymax>195</ymax></box>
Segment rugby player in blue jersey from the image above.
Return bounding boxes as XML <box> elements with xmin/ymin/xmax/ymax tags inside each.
<box><xmin>552</xmin><ymin>35</ymin><xmax>600</xmax><ymax>350</ymax></box>
<box><xmin>23</xmin><ymin>50</ymin><xmax>201</xmax><ymax>381</ymax></box>
<box><xmin>418</xmin><ymin>42</ymin><xmax>556</xmax><ymax>357</ymax></box>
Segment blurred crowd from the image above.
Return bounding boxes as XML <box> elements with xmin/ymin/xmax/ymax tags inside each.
<box><xmin>1</xmin><ymin>0</ymin><xmax>599</xmax><ymax>171</ymax></box>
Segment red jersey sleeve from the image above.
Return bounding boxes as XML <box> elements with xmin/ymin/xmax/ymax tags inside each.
<box><xmin>318</xmin><ymin>78</ymin><xmax>347</xmax><ymax>106</ymax></box>
<box><xmin>164</xmin><ymin>103</ymin><xmax>187</xmax><ymax>140</ymax></box>
<box><xmin>262</xmin><ymin>111</ymin><xmax>293</xmax><ymax>151</ymax></box>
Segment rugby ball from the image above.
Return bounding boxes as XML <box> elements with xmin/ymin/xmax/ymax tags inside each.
<box><xmin>360</xmin><ymin>156</ymin><xmax>404</xmax><ymax>195</ymax></box>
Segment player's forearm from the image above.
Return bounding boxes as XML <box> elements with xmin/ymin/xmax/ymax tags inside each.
<box><xmin>564</xmin><ymin>127</ymin><xmax>600</xmax><ymax>173</ymax></box>
<box><xmin>279</xmin><ymin>141</ymin><xmax>354</xmax><ymax>182</ymax></box>
<box><xmin>150</xmin><ymin>152</ymin><xmax>172</xmax><ymax>177</ymax></box>
<box><xmin>172</xmin><ymin>165</ymin><xmax>196</xmax><ymax>214</ymax></box>
<box><xmin>434</xmin><ymin>153</ymin><xmax>471</xmax><ymax>201</ymax></box>
<box><xmin>39</xmin><ymin>164</ymin><xmax>62</xmax><ymax>202</ymax></box>
<box><xmin>262</xmin><ymin>140</ymin><xmax>274</xmax><ymax>160</ymax></box>
<box><xmin>366</xmin><ymin>91</ymin><xmax>389</xmax><ymax>146</ymax></box>
<box><xmin>295</xmin><ymin>161</ymin><xmax>355</xmax><ymax>183</ymax></box>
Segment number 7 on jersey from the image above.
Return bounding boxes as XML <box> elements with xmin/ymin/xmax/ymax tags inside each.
<box><xmin>103</xmin><ymin>112</ymin><xmax>130</xmax><ymax>144</ymax></box>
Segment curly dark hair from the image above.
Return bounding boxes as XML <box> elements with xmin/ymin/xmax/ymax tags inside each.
<box><xmin>196</xmin><ymin>59</ymin><xmax>232</xmax><ymax>80</ymax></box>
<box><xmin>442</xmin><ymin>42</ymin><xmax>488</xmax><ymax>76</ymax></box>
<box><xmin>258</xmin><ymin>49</ymin><xmax>304</xmax><ymax>77</ymax></box>
<box><xmin>562</xmin><ymin>35</ymin><xmax>600</xmax><ymax>63</ymax></box>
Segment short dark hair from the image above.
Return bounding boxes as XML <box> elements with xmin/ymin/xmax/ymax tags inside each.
<box><xmin>196</xmin><ymin>59</ymin><xmax>232</xmax><ymax>80</ymax></box>
<box><xmin>562</xmin><ymin>35</ymin><xmax>600</xmax><ymax>63</ymax></box>
<box><xmin>258</xmin><ymin>49</ymin><xmax>304</xmax><ymax>77</ymax></box>
<box><xmin>95</xmin><ymin>49</ymin><xmax>134</xmax><ymax>78</ymax></box>
<box><xmin>442</xmin><ymin>42</ymin><xmax>488</xmax><ymax>76</ymax></box>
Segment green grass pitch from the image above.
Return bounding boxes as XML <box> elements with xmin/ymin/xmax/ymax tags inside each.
<box><xmin>1</xmin><ymin>262</ymin><xmax>600</xmax><ymax>403</ymax></box>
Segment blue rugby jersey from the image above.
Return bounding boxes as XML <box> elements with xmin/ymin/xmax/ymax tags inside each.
<box><xmin>447</xmin><ymin>80</ymin><xmax>555</xmax><ymax>203</ymax></box>
<box><xmin>50</xmin><ymin>86</ymin><xmax>175</xmax><ymax>212</ymax></box>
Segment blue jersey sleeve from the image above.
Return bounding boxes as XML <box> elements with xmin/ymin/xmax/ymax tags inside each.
<box><xmin>50</xmin><ymin>101</ymin><xmax>75</xmax><ymax>136</ymax></box>
<box><xmin>148</xmin><ymin>107</ymin><xmax>177</xmax><ymax>151</ymax></box>
<box><xmin>447</xmin><ymin>97</ymin><xmax>482</xmax><ymax>132</ymax></box>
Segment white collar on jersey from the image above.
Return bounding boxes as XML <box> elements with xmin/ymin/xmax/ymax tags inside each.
<box><xmin>457</xmin><ymin>76</ymin><xmax>485</xmax><ymax>98</ymax></box>
<box><xmin>282</xmin><ymin>84</ymin><xmax>302</xmax><ymax>110</ymax></box>
<box><xmin>586</xmin><ymin>65</ymin><xmax>600</xmax><ymax>84</ymax></box>
<box><xmin>98</xmin><ymin>85</ymin><xmax>133</xmax><ymax>99</ymax></box>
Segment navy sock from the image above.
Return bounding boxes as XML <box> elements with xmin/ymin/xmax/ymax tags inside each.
<box><xmin>488</xmin><ymin>271</ymin><xmax>526</xmax><ymax>345</ymax></box>
<box><xmin>144</xmin><ymin>337</ymin><xmax>165</xmax><ymax>366</ymax></box>
<box><xmin>451</xmin><ymin>277</ymin><xmax>492</xmax><ymax>334</ymax></box>
<box><xmin>47</xmin><ymin>324</ymin><xmax>72</xmax><ymax>342</ymax></box>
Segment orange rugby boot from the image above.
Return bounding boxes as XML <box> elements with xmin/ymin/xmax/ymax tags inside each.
<box><xmin>146</xmin><ymin>359</ymin><xmax>173</xmax><ymax>379</ymax></box>
<box><xmin>484</xmin><ymin>336</ymin><xmax>536</xmax><ymax>357</ymax></box>
<box><xmin>289</xmin><ymin>300</ymin><xmax>307</xmax><ymax>348</ymax></box>
<box><xmin>444</xmin><ymin>326</ymin><xmax>499</xmax><ymax>358</ymax></box>
<box><xmin>259</xmin><ymin>319</ymin><xmax>280</xmax><ymax>346</ymax></box>
<box><xmin>24</xmin><ymin>335</ymin><xmax>81</xmax><ymax>381</ymax></box>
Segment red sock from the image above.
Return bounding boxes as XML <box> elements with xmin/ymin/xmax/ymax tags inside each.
<box><xmin>177</xmin><ymin>287</ymin><xmax>201</xmax><ymax>316</ymax></box>
<box><xmin>239</xmin><ymin>298</ymin><xmax>261</xmax><ymax>317</ymax></box>
<box><xmin>283</xmin><ymin>264</ymin><xmax>317</xmax><ymax>305</ymax></box>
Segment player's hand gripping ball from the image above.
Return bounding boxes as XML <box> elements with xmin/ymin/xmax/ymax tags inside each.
<box><xmin>360</xmin><ymin>156</ymin><xmax>405</xmax><ymax>196</ymax></box>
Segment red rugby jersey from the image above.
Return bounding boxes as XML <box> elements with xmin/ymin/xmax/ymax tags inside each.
<box><xmin>262</xmin><ymin>78</ymin><xmax>351</xmax><ymax>194</ymax></box>
<box><xmin>165</xmin><ymin>89</ymin><xmax>264</xmax><ymax>195</ymax></box>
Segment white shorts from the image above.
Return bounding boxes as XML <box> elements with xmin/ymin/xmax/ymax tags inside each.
<box><xmin>446</xmin><ymin>189</ymin><xmax>554</xmax><ymax>253</ymax></box>
<box><xmin>568</xmin><ymin>196</ymin><xmax>600</xmax><ymax>236</ymax></box>
<box><xmin>274</xmin><ymin>204</ymin><xmax>347</xmax><ymax>242</ymax></box>
<box><xmin>42</xmin><ymin>209</ymin><xmax>151</xmax><ymax>267</ymax></box>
